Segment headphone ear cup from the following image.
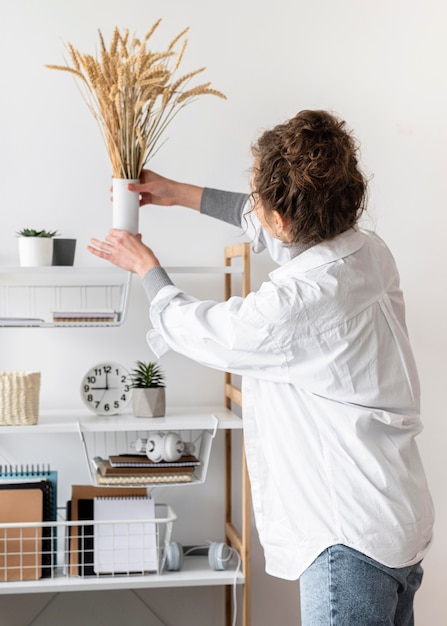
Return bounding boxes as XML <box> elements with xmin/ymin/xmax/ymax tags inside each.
<box><xmin>163</xmin><ymin>432</ymin><xmax>185</xmax><ymax>462</ymax></box>
<box><xmin>165</xmin><ymin>542</ymin><xmax>184</xmax><ymax>571</ymax></box>
<box><xmin>208</xmin><ymin>542</ymin><xmax>231</xmax><ymax>571</ymax></box>
<box><xmin>145</xmin><ymin>433</ymin><xmax>164</xmax><ymax>463</ymax></box>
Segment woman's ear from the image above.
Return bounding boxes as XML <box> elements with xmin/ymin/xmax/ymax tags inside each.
<box><xmin>272</xmin><ymin>210</ymin><xmax>291</xmax><ymax>241</ymax></box>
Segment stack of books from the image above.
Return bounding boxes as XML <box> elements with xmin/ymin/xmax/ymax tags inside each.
<box><xmin>52</xmin><ymin>309</ymin><xmax>118</xmax><ymax>323</ymax></box>
<box><xmin>91</xmin><ymin>454</ymin><xmax>200</xmax><ymax>485</ymax></box>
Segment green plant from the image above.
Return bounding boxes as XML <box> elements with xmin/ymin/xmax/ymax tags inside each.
<box><xmin>128</xmin><ymin>361</ymin><xmax>165</xmax><ymax>388</ymax></box>
<box><xmin>17</xmin><ymin>228</ymin><xmax>59</xmax><ymax>238</ymax></box>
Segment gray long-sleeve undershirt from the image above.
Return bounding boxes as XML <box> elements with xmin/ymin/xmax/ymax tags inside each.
<box><xmin>142</xmin><ymin>188</ymin><xmax>249</xmax><ymax>301</ymax></box>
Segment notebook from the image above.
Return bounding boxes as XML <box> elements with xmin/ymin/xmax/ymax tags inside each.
<box><xmin>0</xmin><ymin>466</ymin><xmax>58</xmax><ymax>521</ymax></box>
<box><xmin>68</xmin><ymin>485</ymin><xmax>147</xmax><ymax>577</ymax></box>
<box><xmin>93</xmin><ymin>496</ymin><xmax>157</xmax><ymax>574</ymax></box>
<box><xmin>95</xmin><ymin>472</ymin><xmax>192</xmax><ymax>485</ymax></box>
<box><xmin>108</xmin><ymin>454</ymin><xmax>200</xmax><ymax>468</ymax></box>
<box><xmin>93</xmin><ymin>457</ymin><xmax>195</xmax><ymax>477</ymax></box>
<box><xmin>0</xmin><ymin>486</ymin><xmax>43</xmax><ymax>581</ymax></box>
<box><xmin>0</xmin><ymin>467</ymin><xmax>58</xmax><ymax>579</ymax></box>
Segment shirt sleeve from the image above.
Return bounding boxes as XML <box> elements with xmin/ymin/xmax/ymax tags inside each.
<box><xmin>146</xmin><ymin>284</ymin><xmax>289</xmax><ymax>381</ymax></box>
<box><xmin>200</xmin><ymin>188</ymin><xmax>249</xmax><ymax>227</ymax></box>
<box><xmin>142</xmin><ymin>266</ymin><xmax>174</xmax><ymax>301</ymax></box>
<box><xmin>200</xmin><ymin>187</ymin><xmax>301</xmax><ymax>264</ymax></box>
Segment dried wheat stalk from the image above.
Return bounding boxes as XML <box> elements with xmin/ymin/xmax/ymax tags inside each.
<box><xmin>46</xmin><ymin>22</ymin><xmax>226</xmax><ymax>179</ymax></box>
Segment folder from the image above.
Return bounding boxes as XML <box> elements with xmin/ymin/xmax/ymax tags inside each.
<box><xmin>78</xmin><ymin>499</ymin><xmax>94</xmax><ymax>577</ymax></box>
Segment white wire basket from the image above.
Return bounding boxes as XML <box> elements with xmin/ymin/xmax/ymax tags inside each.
<box><xmin>79</xmin><ymin>422</ymin><xmax>217</xmax><ymax>488</ymax></box>
<box><xmin>0</xmin><ymin>503</ymin><xmax>176</xmax><ymax>582</ymax></box>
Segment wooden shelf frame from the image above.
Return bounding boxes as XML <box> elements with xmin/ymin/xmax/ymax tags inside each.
<box><xmin>223</xmin><ymin>243</ymin><xmax>251</xmax><ymax>626</ymax></box>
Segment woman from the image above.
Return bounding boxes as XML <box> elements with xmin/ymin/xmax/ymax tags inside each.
<box><xmin>88</xmin><ymin>110</ymin><xmax>434</xmax><ymax>625</ymax></box>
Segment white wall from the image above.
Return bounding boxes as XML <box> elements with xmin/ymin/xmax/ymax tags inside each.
<box><xmin>0</xmin><ymin>0</ymin><xmax>445</xmax><ymax>624</ymax></box>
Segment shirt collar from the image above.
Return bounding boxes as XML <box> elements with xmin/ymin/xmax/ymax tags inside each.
<box><xmin>270</xmin><ymin>228</ymin><xmax>365</xmax><ymax>278</ymax></box>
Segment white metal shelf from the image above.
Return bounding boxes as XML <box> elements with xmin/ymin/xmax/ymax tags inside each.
<box><xmin>0</xmin><ymin>267</ymin><xmax>132</xmax><ymax>328</ymax></box>
<box><xmin>1</xmin><ymin>407</ymin><xmax>242</xmax><ymax>488</ymax></box>
<box><xmin>0</xmin><ymin>406</ymin><xmax>243</xmax><ymax>434</ymax></box>
<box><xmin>0</xmin><ymin>502</ymin><xmax>244</xmax><ymax>595</ymax></box>
<box><xmin>0</xmin><ymin>557</ymin><xmax>244</xmax><ymax>595</ymax></box>
<box><xmin>0</xmin><ymin>264</ymin><xmax>244</xmax><ymax>327</ymax></box>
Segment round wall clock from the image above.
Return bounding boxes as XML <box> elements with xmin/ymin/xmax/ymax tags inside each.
<box><xmin>80</xmin><ymin>362</ymin><xmax>131</xmax><ymax>415</ymax></box>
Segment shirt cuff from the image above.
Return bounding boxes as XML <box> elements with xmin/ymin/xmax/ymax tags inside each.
<box><xmin>142</xmin><ymin>266</ymin><xmax>174</xmax><ymax>301</ymax></box>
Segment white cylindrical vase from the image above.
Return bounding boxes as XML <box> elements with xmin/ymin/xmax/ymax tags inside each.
<box><xmin>112</xmin><ymin>178</ymin><xmax>140</xmax><ymax>234</ymax></box>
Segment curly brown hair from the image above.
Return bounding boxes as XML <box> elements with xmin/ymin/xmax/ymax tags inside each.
<box><xmin>251</xmin><ymin>110</ymin><xmax>367</xmax><ymax>245</ymax></box>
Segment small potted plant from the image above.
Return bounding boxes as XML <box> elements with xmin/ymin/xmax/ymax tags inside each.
<box><xmin>129</xmin><ymin>360</ymin><xmax>166</xmax><ymax>418</ymax></box>
<box><xmin>17</xmin><ymin>229</ymin><xmax>59</xmax><ymax>267</ymax></box>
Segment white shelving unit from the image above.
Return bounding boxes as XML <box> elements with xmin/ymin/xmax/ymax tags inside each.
<box><xmin>0</xmin><ymin>408</ymin><xmax>245</xmax><ymax>595</ymax></box>
<box><xmin>0</xmin><ymin>243</ymin><xmax>252</xmax><ymax>626</ymax></box>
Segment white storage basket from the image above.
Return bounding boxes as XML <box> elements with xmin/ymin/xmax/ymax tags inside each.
<box><xmin>0</xmin><ymin>503</ymin><xmax>176</xmax><ymax>581</ymax></box>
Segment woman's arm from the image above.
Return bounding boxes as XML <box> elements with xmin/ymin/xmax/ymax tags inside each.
<box><xmin>128</xmin><ymin>170</ymin><xmax>249</xmax><ymax>228</ymax></box>
<box><xmin>128</xmin><ymin>170</ymin><xmax>204</xmax><ymax>211</ymax></box>
<box><xmin>200</xmin><ymin>188</ymin><xmax>249</xmax><ymax>227</ymax></box>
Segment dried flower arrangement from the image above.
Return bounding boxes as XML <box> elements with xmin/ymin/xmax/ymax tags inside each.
<box><xmin>46</xmin><ymin>20</ymin><xmax>226</xmax><ymax>179</ymax></box>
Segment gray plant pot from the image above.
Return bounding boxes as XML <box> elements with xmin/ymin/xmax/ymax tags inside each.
<box><xmin>132</xmin><ymin>387</ymin><xmax>166</xmax><ymax>418</ymax></box>
<box><xmin>52</xmin><ymin>238</ymin><xmax>77</xmax><ymax>266</ymax></box>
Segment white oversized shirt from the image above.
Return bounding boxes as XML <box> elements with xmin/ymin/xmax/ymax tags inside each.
<box><xmin>146</xmin><ymin>201</ymin><xmax>434</xmax><ymax>580</ymax></box>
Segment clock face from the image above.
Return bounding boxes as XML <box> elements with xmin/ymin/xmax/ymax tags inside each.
<box><xmin>81</xmin><ymin>362</ymin><xmax>131</xmax><ymax>415</ymax></box>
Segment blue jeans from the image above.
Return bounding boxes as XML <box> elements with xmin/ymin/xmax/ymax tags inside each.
<box><xmin>299</xmin><ymin>545</ymin><xmax>423</xmax><ymax>626</ymax></box>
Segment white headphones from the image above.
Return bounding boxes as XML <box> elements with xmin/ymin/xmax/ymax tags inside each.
<box><xmin>165</xmin><ymin>541</ymin><xmax>232</xmax><ymax>572</ymax></box>
<box><xmin>144</xmin><ymin>432</ymin><xmax>185</xmax><ymax>463</ymax></box>
<box><xmin>133</xmin><ymin>432</ymin><xmax>196</xmax><ymax>463</ymax></box>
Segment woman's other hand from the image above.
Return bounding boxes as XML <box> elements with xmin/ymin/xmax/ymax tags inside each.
<box><xmin>88</xmin><ymin>229</ymin><xmax>160</xmax><ymax>278</ymax></box>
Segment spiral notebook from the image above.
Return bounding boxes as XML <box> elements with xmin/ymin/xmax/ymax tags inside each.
<box><xmin>0</xmin><ymin>466</ymin><xmax>58</xmax><ymax>521</ymax></box>
<box><xmin>93</xmin><ymin>496</ymin><xmax>157</xmax><ymax>574</ymax></box>
<box><xmin>0</xmin><ymin>466</ymin><xmax>58</xmax><ymax>581</ymax></box>
<box><xmin>68</xmin><ymin>485</ymin><xmax>147</xmax><ymax>577</ymax></box>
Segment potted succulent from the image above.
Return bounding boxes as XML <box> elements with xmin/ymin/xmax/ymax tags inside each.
<box><xmin>17</xmin><ymin>229</ymin><xmax>59</xmax><ymax>267</ymax></box>
<box><xmin>46</xmin><ymin>21</ymin><xmax>226</xmax><ymax>234</ymax></box>
<box><xmin>129</xmin><ymin>360</ymin><xmax>166</xmax><ymax>418</ymax></box>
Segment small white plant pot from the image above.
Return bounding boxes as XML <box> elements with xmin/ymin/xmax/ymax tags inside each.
<box><xmin>18</xmin><ymin>237</ymin><xmax>54</xmax><ymax>267</ymax></box>
<box><xmin>112</xmin><ymin>178</ymin><xmax>140</xmax><ymax>234</ymax></box>
<box><xmin>132</xmin><ymin>388</ymin><xmax>166</xmax><ymax>418</ymax></box>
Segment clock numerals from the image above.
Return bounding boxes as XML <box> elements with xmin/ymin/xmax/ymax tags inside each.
<box><xmin>81</xmin><ymin>362</ymin><xmax>131</xmax><ymax>415</ymax></box>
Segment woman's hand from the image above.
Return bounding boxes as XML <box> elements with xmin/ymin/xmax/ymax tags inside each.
<box><xmin>88</xmin><ymin>229</ymin><xmax>160</xmax><ymax>278</ymax></box>
<box><xmin>127</xmin><ymin>170</ymin><xmax>203</xmax><ymax>211</ymax></box>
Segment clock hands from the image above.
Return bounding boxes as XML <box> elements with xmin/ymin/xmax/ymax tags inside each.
<box><xmin>90</xmin><ymin>385</ymin><xmax>118</xmax><ymax>391</ymax></box>
<box><xmin>90</xmin><ymin>368</ymin><xmax>116</xmax><ymax>390</ymax></box>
